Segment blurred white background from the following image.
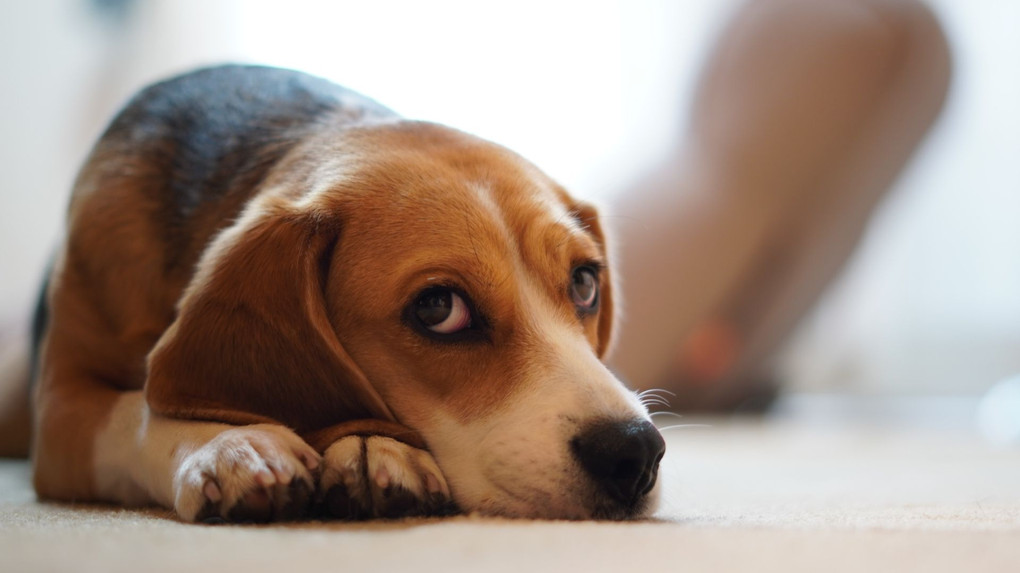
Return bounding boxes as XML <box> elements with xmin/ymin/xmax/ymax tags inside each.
<box><xmin>1</xmin><ymin>0</ymin><xmax>1017</xmax><ymax>395</ymax></box>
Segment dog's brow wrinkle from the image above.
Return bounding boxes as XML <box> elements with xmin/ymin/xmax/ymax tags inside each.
<box><xmin>493</xmin><ymin>267</ymin><xmax>516</xmax><ymax>290</ymax></box>
<box><xmin>554</xmin><ymin>235</ymin><xmax>576</xmax><ymax>251</ymax></box>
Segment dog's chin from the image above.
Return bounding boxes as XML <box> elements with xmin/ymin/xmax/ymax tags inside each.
<box><xmin>455</xmin><ymin>476</ymin><xmax>662</xmax><ymax>521</ymax></box>
<box><xmin>589</xmin><ymin>481</ymin><xmax>662</xmax><ymax>521</ymax></box>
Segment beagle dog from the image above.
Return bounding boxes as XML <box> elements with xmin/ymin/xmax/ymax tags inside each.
<box><xmin>30</xmin><ymin>65</ymin><xmax>665</xmax><ymax>522</ymax></box>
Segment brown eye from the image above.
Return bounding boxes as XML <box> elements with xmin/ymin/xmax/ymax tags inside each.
<box><xmin>571</xmin><ymin>266</ymin><xmax>599</xmax><ymax>312</ymax></box>
<box><xmin>413</xmin><ymin>288</ymin><xmax>472</xmax><ymax>334</ymax></box>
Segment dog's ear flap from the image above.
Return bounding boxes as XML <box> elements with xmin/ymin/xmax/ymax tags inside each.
<box><xmin>573</xmin><ymin>201</ymin><xmax>616</xmax><ymax>359</ymax></box>
<box><xmin>145</xmin><ymin>197</ymin><xmax>395</xmax><ymax>432</ymax></box>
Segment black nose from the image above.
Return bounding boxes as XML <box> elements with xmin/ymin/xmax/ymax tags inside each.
<box><xmin>571</xmin><ymin>419</ymin><xmax>666</xmax><ymax>505</ymax></box>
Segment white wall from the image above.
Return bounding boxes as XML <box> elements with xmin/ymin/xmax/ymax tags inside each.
<box><xmin>1</xmin><ymin>0</ymin><xmax>1016</xmax><ymax>393</ymax></box>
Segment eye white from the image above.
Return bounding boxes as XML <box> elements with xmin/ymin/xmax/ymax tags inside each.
<box><xmin>428</xmin><ymin>292</ymin><xmax>472</xmax><ymax>334</ymax></box>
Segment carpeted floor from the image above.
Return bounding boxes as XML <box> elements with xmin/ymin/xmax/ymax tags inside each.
<box><xmin>2</xmin><ymin>396</ymin><xmax>1018</xmax><ymax>572</ymax></box>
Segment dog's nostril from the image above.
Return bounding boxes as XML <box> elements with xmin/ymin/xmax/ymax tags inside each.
<box><xmin>571</xmin><ymin>419</ymin><xmax>666</xmax><ymax>506</ymax></box>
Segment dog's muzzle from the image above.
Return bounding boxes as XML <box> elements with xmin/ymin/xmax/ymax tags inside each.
<box><xmin>571</xmin><ymin>418</ymin><xmax>665</xmax><ymax>517</ymax></box>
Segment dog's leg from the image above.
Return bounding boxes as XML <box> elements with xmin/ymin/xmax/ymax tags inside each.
<box><xmin>33</xmin><ymin>373</ymin><xmax>123</xmax><ymax>501</ymax></box>
<box><xmin>91</xmin><ymin>391</ymin><xmax>320</xmax><ymax>522</ymax></box>
<box><xmin>36</xmin><ymin>375</ymin><xmax>448</xmax><ymax>521</ymax></box>
<box><xmin>305</xmin><ymin>422</ymin><xmax>454</xmax><ymax>519</ymax></box>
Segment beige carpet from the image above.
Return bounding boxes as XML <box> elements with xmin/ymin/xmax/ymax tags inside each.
<box><xmin>2</xmin><ymin>396</ymin><xmax>1019</xmax><ymax>572</ymax></box>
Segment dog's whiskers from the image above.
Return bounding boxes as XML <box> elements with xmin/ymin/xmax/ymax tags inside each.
<box><xmin>649</xmin><ymin>411</ymin><xmax>684</xmax><ymax>420</ymax></box>
<box><xmin>637</xmin><ymin>388</ymin><xmax>676</xmax><ymax>398</ymax></box>
<box><xmin>636</xmin><ymin>388</ymin><xmax>675</xmax><ymax>405</ymax></box>
<box><xmin>656</xmin><ymin>423</ymin><xmax>712</xmax><ymax>431</ymax></box>
<box><xmin>637</xmin><ymin>388</ymin><xmax>675</xmax><ymax>412</ymax></box>
<box><xmin>639</xmin><ymin>393</ymin><xmax>672</xmax><ymax>403</ymax></box>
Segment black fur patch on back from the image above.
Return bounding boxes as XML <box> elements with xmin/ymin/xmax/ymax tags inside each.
<box><xmin>98</xmin><ymin>64</ymin><xmax>395</xmax><ymax>270</ymax></box>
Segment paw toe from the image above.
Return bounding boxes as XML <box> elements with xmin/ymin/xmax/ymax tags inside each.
<box><xmin>174</xmin><ymin>425</ymin><xmax>317</xmax><ymax>523</ymax></box>
<box><xmin>317</xmin><ymin>435</ymin><xmax>456</xmax><ymax>520</ymax></box>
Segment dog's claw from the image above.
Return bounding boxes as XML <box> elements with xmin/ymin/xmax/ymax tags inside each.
<box><xmin>203</xmin><ymin>480</ymin><xmax>222</xmax><ymax>503</ymax></box>
<box><xmin>200</xmin><ymin>515</ymin><xmax>227</xmax><ymax>525</ymax></box>
<box><xmin>323</xmin><ymin>482</ymin><xmax>369</xmax><ymax>520</ymax></box>
<box><xmin>381</xmin><ymin>486</ymin><xmax>420</xmax><ymax>518</ymax></box>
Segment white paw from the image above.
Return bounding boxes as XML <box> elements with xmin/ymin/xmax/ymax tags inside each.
<box><xmin>173</xmin><ymin>424</ymin><xmax>320</xmax><ymax>523</ymax></box>
<box><xmin>318</xmin><ymin>435</ymin><xmax>453</xmax><ymax>519</ymax></box>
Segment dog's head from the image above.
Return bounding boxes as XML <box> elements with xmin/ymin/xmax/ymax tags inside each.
<box><xmin>147</xmin><ymin>121</ymin><xmax>664</xmax><ymax>520</ymax></box>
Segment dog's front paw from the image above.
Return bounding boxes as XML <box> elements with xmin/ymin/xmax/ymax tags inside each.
<box><xmin>318</xmin><ymin>436</ymin><xmax>454</xmax><ymax>519</ymax></box>
<box><xmin>174</xmin><ymin>424</ymin><xmax>321</xmax><ymax>523</ymax></box>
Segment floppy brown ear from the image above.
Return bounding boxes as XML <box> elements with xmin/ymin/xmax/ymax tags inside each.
<box><xmin>574</xmin><ymin>201</ymin><xmax>616</xmax><ymax>359</ymax></box>
<box><xmin>145</xmin><ymin>196</ymin><xmax>395</xmax><ymax>433</ymax></box>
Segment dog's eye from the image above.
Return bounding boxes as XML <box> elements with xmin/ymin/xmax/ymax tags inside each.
<box><xmin>571</xmin><ymin>266</ymin><xmax>599</xmax><ymax>312</ymax></box>
<box><xmin>413</xmin><ymin>288</ymin><xmax>472</xmax><ymax>334</ymax></box>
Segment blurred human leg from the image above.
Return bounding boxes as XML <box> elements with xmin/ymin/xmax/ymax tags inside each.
<box><xmin>608</xmin><ymin>0</ymin><xmax>951</xmax><ymax>409</ymax></box>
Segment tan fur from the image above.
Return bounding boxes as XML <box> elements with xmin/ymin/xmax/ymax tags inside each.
<box><xmin>33</xmin><ymin>106</ymin><xmax>649</xmax><ymax>520</ymax></box>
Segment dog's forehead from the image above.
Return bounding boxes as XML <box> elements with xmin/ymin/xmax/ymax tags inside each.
<box><xmin>330</xmin><ymin>123</ymin><xmax>596</xmax><ymax>282</ymax></box>
<box><xmin>350</xmin><ymin>123</ymin><xmax>572</xmax><ymax>216</ymax></box>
